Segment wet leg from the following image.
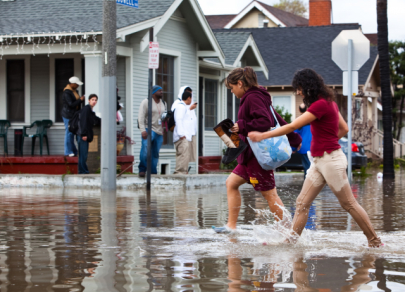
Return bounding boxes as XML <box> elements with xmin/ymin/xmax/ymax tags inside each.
<box><xmin>321</xmin><ymin>151</ymin><xmax>381</xmax><ymax>247</ymax></box>
<box><xmin>261</xmin><ymin>188</ymin><xmax>284</xmax><ymax>221</ymax></box>
<box><xmin>291</xmin><ymin>165</ymin><xmax>326</xmax><ymax>237</ymax></box>
<box><xmin>225</xmin><ymin>173</ymin><xmax>247</xmax><ymax>230</ymax></box>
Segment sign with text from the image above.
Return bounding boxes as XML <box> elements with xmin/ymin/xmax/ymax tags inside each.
<box><xmin>148</xmin><ymin>42</ymin><xmax>159</xmax><ymax>69</ymax></box>
<box><xmin>116</xmin><ymin>0</ymin><xmax>138</xmax><ymax>9</ymax></box>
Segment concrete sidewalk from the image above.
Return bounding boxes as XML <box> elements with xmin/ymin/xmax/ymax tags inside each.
<box><xmin>0</xmin><ymin>173</ymin><xmax>304</xmax><ymax>190</ymax></box>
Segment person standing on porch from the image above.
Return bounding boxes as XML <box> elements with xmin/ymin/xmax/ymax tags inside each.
<box><xmin>138</xmin><ymin>85</ymin><xmax>166</xmax><ymax>178</ymax></box>
<box><xmin>77</xmin><ymin>94</ymin><xmax>100</xmax><ymax>174</ymax></box>
<box><xmin>62</xmin><ymin>77</ymin><xmax>85</xmax><ymax>157</ymax></box>
<box><xmin>173</xmin><ymin>91</ymin><xmax>193</xmax><ymax>174</ymax></box>
<box><xmin>172</xmin><ymin>86</ymin><xmax>198</xmax><ymax>172</ymax></box>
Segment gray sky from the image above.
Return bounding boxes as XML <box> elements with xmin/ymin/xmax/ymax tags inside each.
<box><xmin>199</xmin><ymin>0</ymin><xmax>405</xmax><ymax>41</ymax></box>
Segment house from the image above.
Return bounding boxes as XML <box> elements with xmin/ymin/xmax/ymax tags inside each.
<box><xmin>0</xmin><ymin>0</ymin><xmax>267</xmax><ymax>174</ymax></box>
<box><xmin>206</xmin><ymin>0</ymin><xmax>308</xmax><ymax>30</ymax></box>
<box><xmin>207</xmin><ymin>0</ymin><xmax>405</xmax><ymax>159</ymax></box>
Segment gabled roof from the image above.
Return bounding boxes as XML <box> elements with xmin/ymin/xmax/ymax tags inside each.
<box><xmin>206</xmin><ymin>15</ymin><xmax>237</xmax><ymax>30</ymax></box>
<box><xmin>214</xmin><ymin>32</ymin><xmax>252</xmax><ymax>65</ymax></box>
<box><xmin>219</xmin><ymin>0</ymin><xmax>308</xmax><ymax>29</ymax></box>
<box><xmin>256</xmin><ymin>1</ymin><xmax>308</xmax><ymax>27</ymax></box>
<box><xmin>0</xmin><ymin>0</ymin><xmax>175</xmax><ymax>35</ymax></box>
<box><xmin>214</xmin><ymin>24</ymin><xmax>377</xmax><ymax>86</ymax></box>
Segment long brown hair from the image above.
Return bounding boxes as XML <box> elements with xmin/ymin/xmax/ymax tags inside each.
<box><xmin>292</xmin><ymin>68</ymin><xmax>335</xmax><ymax>107</ymax></box>
<box><xmin>225</xmin><ymin>67</ymin><xmax>258</xmax><ymax>89</ymax></box>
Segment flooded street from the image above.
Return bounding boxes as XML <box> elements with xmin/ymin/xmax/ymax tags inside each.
<box><xmin>0</xmin><ymin>171</ymin><xmax>405</xmax><ymax>291</ymax></box>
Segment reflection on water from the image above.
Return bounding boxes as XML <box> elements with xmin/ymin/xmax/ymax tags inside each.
<box><xmin>0</xmin><ymin>171</ymin><xmax>404</xmax><ymax>291</ymax></box>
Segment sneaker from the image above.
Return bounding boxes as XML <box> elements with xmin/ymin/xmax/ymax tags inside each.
<box><xmin>68</xmin><ymin>154</ymin><xmax>75</xmax><ymax>157</ymax></box>
<box><xmin>212</xmin><ymin>225</ymin><xmax>235</xmax><ymax>234</ymax></box>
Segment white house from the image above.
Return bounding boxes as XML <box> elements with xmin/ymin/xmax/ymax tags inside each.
<box><xmin>0</xmin><ymin>0</ymin><xmax>267</xmax><ymax>174</ymax></box>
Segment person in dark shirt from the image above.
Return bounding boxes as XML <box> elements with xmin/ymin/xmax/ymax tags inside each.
<box><xmin>62</xmin><ymin>77</ymin><xmax>85</xmax><ymax>157</ymax></box>
<box><xmin>77</xmin><ymin>94</ymin><xmax>101</xmax><ymax>174</ymax></box>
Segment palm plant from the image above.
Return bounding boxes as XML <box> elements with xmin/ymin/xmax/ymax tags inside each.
<box><xmin>377</xmin><ymin>0</ymin><xmax>395</xmax><ymax>179</ymax></box>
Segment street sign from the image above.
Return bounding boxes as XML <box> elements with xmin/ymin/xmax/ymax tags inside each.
<box><xmin>148</xmin><ymin>42</ymin><xmax>159</xmax><ymax>69</ymax></box>
<box><xmin>343</xmin><ymin>71</ymin><xmax>359</xmax><ymax>97</ymax></box>
<box><xmin>116</xmin><ymin>0</ymin><xmax>138</xmax><ymax>8</ymax></box>
<box><xmin>332</xmin><ymin>30</ymin><xmax>370</xmax><ymax>71</ymax></box>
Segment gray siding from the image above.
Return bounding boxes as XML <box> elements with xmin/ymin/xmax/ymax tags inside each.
<box><xmin>204</xmin><ymin>135</ymin><xmax>221</xmax><ymax>156</ymax></box>
<box><xmin>31</xmin><ymin>55</ymin><xmax>50</xmax><ymax>122</ymax></box>
<box><xmin>130</xmin><ymin>19</ymin><xmax>198</xmax><ymax>174</ymax></box>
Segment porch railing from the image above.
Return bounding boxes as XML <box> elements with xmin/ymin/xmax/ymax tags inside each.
<box><xmin>370</xmin><ymin>129</ymin><xmax>405</xmax><ymax>158</ymax></box>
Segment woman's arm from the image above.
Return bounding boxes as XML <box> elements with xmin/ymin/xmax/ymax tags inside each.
<box><xmin>338</xmin><ymin>112</ymin><xmax>349</xmax><ymax>139</ymax></box>
<box><xmin>248</xmin><ymin>112</ymin><xmax>317</xmax><ymax>142</ymax></box>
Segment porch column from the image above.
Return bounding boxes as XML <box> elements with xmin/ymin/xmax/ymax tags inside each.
<box><xmin>83</xmin><ymin>52</ymin><xmax>103</xmax><ymax>115</ymax></box>
<box><xmin>372</xmin><ymin>97</ymin><xmax>377</xmax><ymax>130</ymax></box>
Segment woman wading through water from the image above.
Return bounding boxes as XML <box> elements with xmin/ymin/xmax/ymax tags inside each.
<box><xmin>212</xmin><ymin>67</ymin><xmax>302</xmax><ymax>234</ymax></box>
<box><xmin>249</xmin><ymin>68</ymin><xmax>383</xmax><ymax>247</ymax></box>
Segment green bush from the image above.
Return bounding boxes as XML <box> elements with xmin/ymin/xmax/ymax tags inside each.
<box><xmin>274</xmin><ymin>105</ymin><xmax>292</xmax><ymax>123</ymax></box>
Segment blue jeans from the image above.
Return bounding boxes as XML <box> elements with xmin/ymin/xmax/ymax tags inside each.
<box><xmin>63</xmin><ymin>117</ymin><xmax>78</xmax><ymax>156</ymax></box>
<box><xmin>300</xmin><ymin>153</ymin><xmax>311</xmax><ymax>178</ymax></box>
<box><xmin>138</xmin><ymin>129</ymin><xmax>163</xmax><ymax>174</ymax></box>
<box><xmin>77</xmin><ymin>137</ymin><xmax>89</xmax><ymax>174</ymax></box>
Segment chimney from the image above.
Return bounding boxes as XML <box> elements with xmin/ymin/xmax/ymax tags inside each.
<box><xmin>309</xmin><ymin>0</ymin><xmax>331</xmax><ymax>26</ymax></box>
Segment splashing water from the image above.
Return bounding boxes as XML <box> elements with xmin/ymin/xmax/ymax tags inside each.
<box><xmin>251</xmin><ymin>205</ymin><xmax>313</xmax><ymax>246</ymax></box>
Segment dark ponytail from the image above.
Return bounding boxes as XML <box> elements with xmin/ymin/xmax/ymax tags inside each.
<box><xmin>225</xmin><ymin>66</ymin><xmax>258</xmax><ymax>89</ymax></box>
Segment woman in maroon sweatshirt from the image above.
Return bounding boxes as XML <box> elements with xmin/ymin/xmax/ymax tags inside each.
<box><xmin>213</xmin><ymin>67</ymin><xmax>302</xmax><ymax>234</ymax></box>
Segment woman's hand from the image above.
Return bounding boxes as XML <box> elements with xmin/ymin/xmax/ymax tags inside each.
<box><xmin>231</xmin><ymin>123</ymin><xmax>239</xmax><ymax>133</ymax></box>
<box><xmin>248</xmin><ymin>131</ymin><xmax>265</xmax><ymax>142</ymax></box>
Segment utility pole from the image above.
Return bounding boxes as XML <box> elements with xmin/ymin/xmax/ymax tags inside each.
<box><xmin>146</xmin><ymin>28</ymin><xmax>154</xmax><ymax>190</ymax></box>
<box><xmin>101</xmin><ymin>0</ymin><xmax>117</xmax><ymax>190</ymax></box>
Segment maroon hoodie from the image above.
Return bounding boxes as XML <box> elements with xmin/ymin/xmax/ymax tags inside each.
<box><xmin>237</xmin><ymin>86</ymin><xmax>302</xmax><ymax>165</ymax></box>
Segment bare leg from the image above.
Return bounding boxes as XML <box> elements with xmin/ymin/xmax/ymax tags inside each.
<box><xmin>261</xmin><ymin>188</ymin><xmax>284</xmax><ymax>221</ymax></box>
<box><xmin>226</xmin><ymin>173</ymin><xmax>247</xmax><ymax>229</ymax></box>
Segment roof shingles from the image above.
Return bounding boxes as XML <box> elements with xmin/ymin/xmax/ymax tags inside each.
<box><xmin>0</xmin><ymin>0</ymin><xmax>175</xmax><ymax>35</ymax></box>
<box><xmin>214</xmin><ymin>25</ymin><xmax>377</xmax><ymax>86</ymax></box>
<box><xmin>213</xmin><ymin>31</ymin><xmax>251</xmax><ymax>65</ymax></box>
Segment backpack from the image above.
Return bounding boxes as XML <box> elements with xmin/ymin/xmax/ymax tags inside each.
<box><xmin>68</xmin><ymin>110</ymin><xmax>81</xmax><ymax>135</ymax></box>
<box><xmin>166</xmin><ymin>110</ymin><xmax>175</xmax><ymax>132</ymax></box>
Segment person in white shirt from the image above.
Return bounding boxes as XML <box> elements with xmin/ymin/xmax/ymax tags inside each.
<box><xmin>173</xmin><ymin>91</ymin><xmax>193</xmax><ymax>174</ymax></box>
<box><xmin>172</xmin><ymin>86</ymin><xmax>198</xmax><ymax>167</ymax></box>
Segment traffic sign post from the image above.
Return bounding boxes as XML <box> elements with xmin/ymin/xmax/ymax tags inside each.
<box><xmin>332</xmin><ymin>30</ymin><xmax>370</xmax><ymax>182</ymax></box>
<box><xmin>116</xmin><ymin>0</ymin><xmax>138</xmax><ymax>8</ymax></box>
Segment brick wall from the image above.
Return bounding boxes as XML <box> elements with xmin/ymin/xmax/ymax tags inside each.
<box><xmin>309</xmin><ymin>0</ymin><xmax>331</xmax><ymax>26</ymax></box>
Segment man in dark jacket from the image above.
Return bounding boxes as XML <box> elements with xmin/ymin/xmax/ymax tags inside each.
<box><xmin>77</xmin><ymin>94</ymin><xmax>100</xmax><ymax>174</ymax></box>
<box><xmin>62</xmin><ymin>76</ymin><xmax>85</xmax><ymax>157</ymax></box>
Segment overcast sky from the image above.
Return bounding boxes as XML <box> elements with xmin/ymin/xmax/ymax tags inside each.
<box><xmin>198</xmin><ymin>0</ymin><xmax>405</xmax><ymax>41</ymax></box>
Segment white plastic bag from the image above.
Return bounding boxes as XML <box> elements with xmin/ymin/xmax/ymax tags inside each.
<box><xmin>247</xmin><ymin>106</ymin><xmax>292</xmax><ymax>170</ymax></box>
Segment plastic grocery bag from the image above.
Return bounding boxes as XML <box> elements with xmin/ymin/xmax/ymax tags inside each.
<box><xmin>247</xmin><ymin>106</ymin><xmax>292</xmax><ymax>170</ymax></box>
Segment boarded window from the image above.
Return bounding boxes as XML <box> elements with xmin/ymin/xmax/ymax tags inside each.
<box><xmin>156</xmin><ymin>54</ymin><xmax>175</xmax><ymax>146</ymax></box>
<box><xmin>205</xmin><ymin>79</ymin><xmax>218</xmax><ymax>130</ymax></box>
<box><xmin>55</xmin><ymin>59</ymin><xmax>74</xmax><ymax>122</ymax></box>
<box><xmin>7</xmin><ymin>60</ymin><xmax>25</xmax><ymax>122</ymax></box>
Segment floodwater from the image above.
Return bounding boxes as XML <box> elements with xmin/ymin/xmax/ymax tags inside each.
<box><xmin>0</xmin><ymin>171</ymin><xmax>405</xmax><ymax>291</ymax></box>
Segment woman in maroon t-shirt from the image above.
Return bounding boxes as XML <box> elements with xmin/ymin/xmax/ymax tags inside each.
<box><xmin>249</xmin><ymin>68</ymin><xmax>382</xmax><ymax>247</ymax></box>
<box><xmin>212</xmin><ymin>67</ymin><xmax>302</xmax><ymax>234</ymax></box>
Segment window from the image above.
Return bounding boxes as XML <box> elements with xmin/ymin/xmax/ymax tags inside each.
<box><xmin>272</xmin><ymin>96</ymin><xmax>291</xmax><ymax>115</ymax></box>
<box><xmin>7</xmin><ymin>60</ymin><xmax>25</xmax><ymax>122</ymax></box>
<box><xmin>156</xmin><ymin>54</ymin><xmax>175</xmax><ymax>146</ymax></box>
<box><xmin>354</xmin><ymin>99</ymin><xmax>362</xmax><ymax>121</ymax></box>
<box><xmin>226</xmin><ymin>89</ymin><xmax>233</xmax><ymax>120</ymax></box>
<box><xmin>55</xmin><ymin>59</ymin><xmax>74</xmax><ymax>122</ymax></box>
<box><xmin>227</xmin><ymin>89</ymin><xmax>240</xmax><ymax>121</ymax></box>
<box><xmin>205</xmin><ymin>79</ymin><xmax>218</xmax><ymax>130</ymax></box>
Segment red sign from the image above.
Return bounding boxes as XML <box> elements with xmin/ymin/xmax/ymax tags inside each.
<box><xmin>148</xmin><ymin>42</ymin><xmax>159</xmax><ymax>69</ymax></box>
